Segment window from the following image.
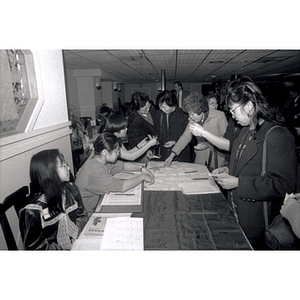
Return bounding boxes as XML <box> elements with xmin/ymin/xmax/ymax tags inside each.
<box><xmin>0</xmin><ymin>50</ymin><xmax>38</xmax><ymax>137</ymax></box>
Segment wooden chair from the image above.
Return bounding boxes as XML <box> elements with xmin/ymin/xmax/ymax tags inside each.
<box><xmin>0</xmin><ymin>186</ymin><xmax>29</xmax><ymax>250</ymax></box>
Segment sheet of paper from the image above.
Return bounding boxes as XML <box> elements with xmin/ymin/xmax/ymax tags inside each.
<box><xmin>145</xmin><ymin>162</ymin><xmax>211</xmax><ymax>191</ymax></box>
<box><xmin>72</xmin><ymin>213</ymin><xmax>132</xmax><ymax>250</ymax></box>
<box><xmin>101</xmin><ymin>184</ymin><xmax>142</xmax><ymax>206</ymax></box>
<box><xmin>100</xmin><ymin>217</ymin><xmax>143</xmax><ymax>250</ymax></box>
<box><xmin>72</xmin><ymin>238</ymin><xmax>102</xmax><ymax>250</ymax></box>
<box><xmin>178</xmin><ymin>178</ymin><xmax>221</xmax><ymax>195</ymax></box>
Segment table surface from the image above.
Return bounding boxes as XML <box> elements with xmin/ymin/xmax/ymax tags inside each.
<box><xmin>73</xmin><ymin>162</ymin><xmax>252</xmax><ymax>250</ymax></box>
<box><xmin>132</xmin><ymin>191</ymin><xmax>252</xmax><ymax>250</ymax></box>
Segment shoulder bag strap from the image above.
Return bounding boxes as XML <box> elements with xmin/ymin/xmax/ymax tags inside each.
<box><xmin>262</xmin><ymin>125</ymin><xmax>281</xmax><ymax>229</ymax></box>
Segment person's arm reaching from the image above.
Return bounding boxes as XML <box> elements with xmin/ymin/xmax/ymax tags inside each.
<box><xmin>189</xmin><ymin>123</ymin><xmax>230</xmax><ymax>151</ymax></box>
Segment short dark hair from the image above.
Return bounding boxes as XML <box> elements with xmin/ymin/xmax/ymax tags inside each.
<box><xmin>100</xmin><ymin>106</ymin><xmax>110</xmax><ymax>114</ymax></box>
<box><xmin>131</xmin><ymin>92</ymin><xmax>150</xmax><ymax>110</ymax></box>
<box><xmin>93</xmin><ymin>132</ymin><xmax>119</xmax><ymax>155</ymax></box>
<box><xmin>156</xmin><ymin>90</ymin><xmax>178</xmax><ymax>107</ymax></box>
<box><xmin>105</xmin><ymin>113</ymin><xmax>128</xmax><ymax>133</ymax></box>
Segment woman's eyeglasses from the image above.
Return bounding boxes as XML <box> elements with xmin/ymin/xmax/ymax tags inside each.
<box><xmin>229</xmin><ymin>104</ymin><xmax>242</xmax><ymax>115</ymax></box>
<box><xmin>58</xmin><ymin>162</ymin><xmax>69</xmax><ymax>169</ymax></box>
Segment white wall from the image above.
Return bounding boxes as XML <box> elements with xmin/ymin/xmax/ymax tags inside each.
<box><xmin>0</xmin><ymin>50</ymin><xmax>72</xmax><ymax>250</ymax></box>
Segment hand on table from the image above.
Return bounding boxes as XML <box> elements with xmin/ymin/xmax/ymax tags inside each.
<box><xmin>143</xmin><ymin>171</ymin><xmax>155</xmax><ymax>185</ymax></box>
<box><xmin>164</xmin><ymin>153</ymin><xmax>175</xmax><ymax>167</ymax></box>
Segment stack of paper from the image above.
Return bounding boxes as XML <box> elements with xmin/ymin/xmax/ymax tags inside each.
<box><xmin>100</xmin><ymin>217</ymin><xmax>143</xmax><ymax>250</ymax></box>
<box><xmin>178</xmin><ymin>178</ymin><xmax>221</xmax><ymax>195</ymax></box>
<box><xmin>99</xmin><ymin>183</ymin><xmax>143</xmax><ymax>213</ymax></box>
<box><xmin>71</xmin><ymin>213</ymin><xmax>131</xmax><ymax>250</ymax></box>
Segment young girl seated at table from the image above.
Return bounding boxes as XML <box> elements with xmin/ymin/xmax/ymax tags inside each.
<box><xmin>105</xmin><ymin>113</ymin><xmax>158</xmax><ymax>161</ymax></box>
<box><xmin>19</xmin><ymin>149</ymin><xmax>88</xmax><ymax>250</ymax></box>
<box><xmin>75</xmin><ymin>132</ymin><xmax>155</xmax><ymax>216</ymax></box>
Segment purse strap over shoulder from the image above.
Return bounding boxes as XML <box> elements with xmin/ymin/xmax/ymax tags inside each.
<box><xmin>262</xmin><ymin>125</ymin><xmax>281</xmax><ymax>229</ymax></box>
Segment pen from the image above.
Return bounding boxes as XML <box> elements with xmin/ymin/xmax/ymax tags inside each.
<box><xmin>114</xmin><ymin>194</ymin><xmax>135</xmax><ymax>196</ymax></box>
<box><xmin>185</xmin><ymin>170</ymin><xmax>198</xmax><ymax>173</ymax></box>
<box><xmin>192</xmin><ymin>178</ymin><xmax>208</xmax><ymax>180</ymax></box>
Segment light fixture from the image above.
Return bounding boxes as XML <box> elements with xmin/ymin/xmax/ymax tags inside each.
<box><xmin>95</xmin><ymin>77</ymin><xmax>101</xmax><ymax>90</ymax></box>
<box><xmin>113</xmin><ymin>82</ymin><xmax>118</xmax><ymax>92</ymax></box>
<box><xmin>157</xmin><ymin>82</ymin><xmax>161</xmax><ymax>91</ymax></box>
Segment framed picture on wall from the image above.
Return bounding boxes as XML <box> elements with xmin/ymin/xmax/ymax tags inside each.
<box><xmin>131</xmin><ymin>87</ymin><xmax>151</xmax><ymax>99</ymax></box>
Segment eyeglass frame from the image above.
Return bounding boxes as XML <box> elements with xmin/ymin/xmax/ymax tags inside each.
<box><xmin>58</xmin><ymin>162</ymin><xmax>69</xmax><ymax>169</ymax></box>
<box><xmin>229</xmin><ymin>104</ymin><xmax>242</xmax><ymax>115</ymax></box>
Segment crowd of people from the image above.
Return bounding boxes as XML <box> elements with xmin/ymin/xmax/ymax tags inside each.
<box><xmin>18</xmin><ymin>78</ymin><xmax>300</xmax><ymax>250</ymax></box>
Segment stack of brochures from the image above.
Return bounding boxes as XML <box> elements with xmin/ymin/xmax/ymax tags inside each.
<box><xmin>96</xmin><ymin>183</ymin><xmax>143</xmax><ymax>213</ymax></box>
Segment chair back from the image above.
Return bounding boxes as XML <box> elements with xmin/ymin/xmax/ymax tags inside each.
<box><xmin>0</xmin><ymin>186</ymin><xmax>29</xmax><ymax>250</ymax></box>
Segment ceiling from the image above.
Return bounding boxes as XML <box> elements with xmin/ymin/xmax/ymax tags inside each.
<box><xmin>62</xmin><ymin>49</ymin><xmax>300</xmax><ymax>84</ymax></box>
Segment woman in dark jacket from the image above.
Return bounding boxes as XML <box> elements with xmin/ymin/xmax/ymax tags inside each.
<box><xmin>214</xmin><ymin>78</ymin><xmax>297</xmax><ymax>249</ymax></box>
<box><xmin>127</xmin><ymin>92</ymin><xmax>158</xmax><ymax>162</ymax></box>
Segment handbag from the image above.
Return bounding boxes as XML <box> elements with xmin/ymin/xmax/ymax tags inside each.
<box><xmin>262</xmin><ymin>125</ymin><xmax>300</xmax><ymax>250</ymax></box>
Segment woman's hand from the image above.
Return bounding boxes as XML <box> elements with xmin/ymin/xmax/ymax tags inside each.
<box><xmin>189</xmin><ymin>123</ymin><xmax>205</xmax><ymax>137</ymax></box>
<box><xmin>164</xmin><ymin>141</ymin><xmax>175</xmax><ymax>148</ymax></box>
<box><xmin>147</xmin><ymin>135</ymin><xmax>158</xmax><ymax>147</ymax></box>
<box><xmin>146</xmin><ymin>149</ymin><xmax>154</xmax><ymax>160</ymax></box>
<box><xmin>137</xmin><ymin>136</ymin><xmax>149</xmax><ymax>149</ymax></box>
<box><xmin>215</xmin><ymin>174</ymin><xmax>238</xmax><ymax>190</ymax></box>
<box><xmin>280</xmin><ymin>194</ymin><xmax>300</xmax><ymax>217</ymax></box>
<box><xmin>141</xmin><ymin>166</ymin><xmax>153</xmax><ymax>176</ymax></box>
<box><xmin>164</xmin><ymin>153</ymin><xmax>175</xmax><ymax>167</ymax></box>
<box><xmin>194</xmin><ymin>143</ymin><xmax>209</xmax><ymax>150</ymax></box>
<box><xmin>143</xmin><ymin>173</ymin><xmax>155</xmax><ymax>185</ymax></box>
<box><xmin>212</xmin><ymin>167</ymin><xmax>229</xmax><ymax>175</ymax></box>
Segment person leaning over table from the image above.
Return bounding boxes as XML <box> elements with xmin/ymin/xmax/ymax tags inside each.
<box><xmin>75</xmin><ymin>132</ymin><xmax>155</xmax><ymax>217</ymax></box>
<box><xmin>164</xmin><ymin>92</ymin><xmax>228</xmax><ymax>169</ymax></box>
<box><xmin>154</xmin><ymin>90</ymin><xmax>192</xmax><ymax>162</ymax></box>
<box><xmin>19</xmin><ymin>149</ymin><xmax>88</xmax><ymax>250</ymax></box>
<box><xmin>212</xmin><ymin>77</ymin><xmax>297</xmax><ymax>250</ymax></box>
<box><xmin>105</xmin><ymin>113</ymin><xmax>158</xmax><ymax>161</ymax></box>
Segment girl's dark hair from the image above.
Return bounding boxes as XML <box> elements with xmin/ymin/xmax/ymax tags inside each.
<box><xmin>30</xmin><ymin>149</ymin><xmax>65</xmax><ymax>217</ymax></box>
<box><xmin>225</xmin><ymin>77</ymin><xmax>285</xmax><ymax>134</ymax></box>
<box><xmin>105</xmin><ymin>113</ymin><xmax>128</xmax><ymax>133</ymax></box>
<box><xmin>93</xmin><ymin>132</ymin><xmax>119</xmax><ymax>155</ymax></box>
<box><xmin>183</xmin><ymin>92</ymin><xmax>209</xmax><ymax>115</ymax></box>
<box><xmin>131</xmin><ymin>92</ymin><xmax>150</xmax><ymax>110</ymax></box>
<box><xmin>156</xmin><ymin>90</ymin><xmax>178</xmax><ymax>107</ymax></box>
